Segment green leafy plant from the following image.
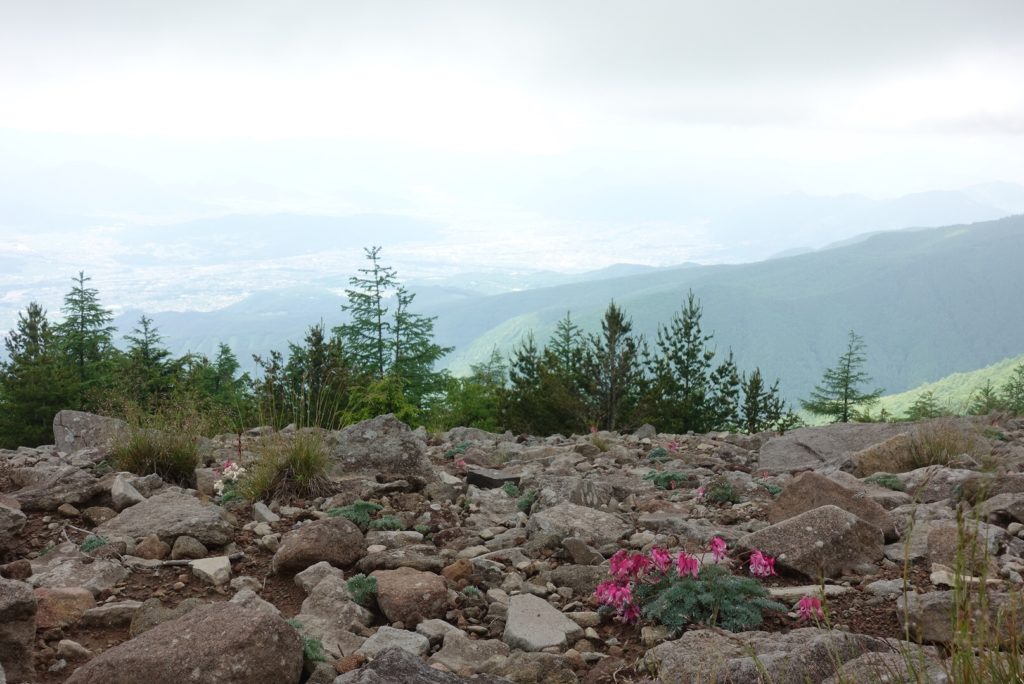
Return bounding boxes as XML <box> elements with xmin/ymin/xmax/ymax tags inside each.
<box><xmin>703</xmin><ymin>476</ymin><xmax>741</xmax><ymax>505</ymax></box>
<box><xmin>79</xmin><ymin>535</ymin><xmax>107</xmax><ymax>553</ymax></box>
<box><xmin>112</xmin><ymin>428</ymin><xmax>200</xmax><ymax>487</ymax></box>
<box><xmin>647</xmin><ymin>447</ymin><xmax>671</xmax><ymax>462</ymax></box>
<box><xmin>864</xmin><ymin>472</ymin><xmax>906</xmax><ymax>491</ymax></box>
<box><xmin>347</xmin><ymin>574</ymin><xmax>378</xmax><ymax>607</ymax></box>
<box><xmin>286</xmin><ymin>620</ymin><xmax>326</xmax><ymax>663</ymax></box>
<box><xmin>367</xmin><ymin>515</ymin><xmax>403</xmax><ymax>531</ymax></box>
<box><xmin>327</xmin><ymin>500</ymin><xmax>383</xmax><ymax>529</ymax></box>
<box><xmin>640</xmin><ymin>564</ymin><xmax>786</xmax><ymax>633</ymax></box>
<box><xmin>644</xmin><ymin>470</ymin><xmax>694</xmax><ymax>490</ymax></box>
<box><xmin>516</xmin><ymin>489</ymin><xmax>538</xmax><ymax>513</ymax></box>
<box><xmin>413</xmin><ymin>524</ymin><xmax>431</xmax><ymax>536</ymax></box>
<box><xmin>501</xmin><ymin>481</ymin><xmax>521</xmax><ymax>498</ymax></box>
<box><xmin>462</xmin><ymin>585</ymin><xmax>482</xmax><ymax>598</ymax></box>
<box><xmin>445</xmin><ymin>442</ymin><xmax>471</xmax><ymax>459</ymax></box>
<box><xmin>753</xmin><ymin>478</ymin><xmax>782</xmax><ymax>497</ymax></box>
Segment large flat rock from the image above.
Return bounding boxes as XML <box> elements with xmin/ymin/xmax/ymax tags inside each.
<box><xmin>758</xmin><ymin>422</ymin><xmax>911</xmax><ymax>474</ymax></box>
<box><xmin>97</xmin><ymin>490</ymin><xmax>233</xmax><ymax>547</ymax></box>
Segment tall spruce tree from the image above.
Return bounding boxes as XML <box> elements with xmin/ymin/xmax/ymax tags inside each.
<box><xmin>0</xmin><ymin>303</ymin><xmax>73</xmax><ymax>447</ymax></box>
<box><xmin>801</xmin><ymin>330</ymin><xmax>883</xmax><ymax>423</ymax></box>
<box><xmin>584</xmin><ymin>302</ymin><xmax>644</xmax><ymax>431</ymax></box>
<box><xmin>646</xmin><ymin>291</ymin><xmax>717</xmax><ymax>433</ymax></box>
<box><xmin>335</xmin><ymin>247</ymin><xmax>451</xmax><ymax>419</ymax></box>
<box><xmin>121</xmin><ymin>315</ymin><xmax>175</xmax><ymax>410</ymax></box>
<box><xmin>56</xmin><ymin>271</ymin><xmax>115</xmax><ymax>408</ymax></box>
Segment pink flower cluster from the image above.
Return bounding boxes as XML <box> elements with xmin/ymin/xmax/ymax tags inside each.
<box><xmin>797</xmin><ymin>595</ymin><xmax>824</xmax><ymax>621</ymax></box>
<box><xmin>748</xmin><ymin>549</ymin><xmax>777</xmax><ymax>578</ymax></box>
<box><xmin>594</xmin><ymin>538</ymin><xmax>732</xmax><ymax>624</ymax></box>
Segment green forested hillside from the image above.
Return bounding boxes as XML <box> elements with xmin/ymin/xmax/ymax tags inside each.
<box><xmin>875</xmin><ymin>353</ymin><xmax>1024</xmax><ymax>417</ymax></box>
<box><xmin>430</xmin><ymin>217</ymin><xmax>1024</xmax><ymax>402</ymax></box>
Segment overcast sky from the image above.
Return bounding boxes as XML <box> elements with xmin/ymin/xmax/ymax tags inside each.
<box><xmin>2</xmin><ymin>0</ymin><xmax>1024</xmax><ymax>278</ymax></box>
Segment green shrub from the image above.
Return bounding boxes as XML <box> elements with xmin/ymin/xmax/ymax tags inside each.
<box><xmin>80</xmin><ymin>535</ymin><xmax>107</xmax><ymax>553</ymax></box>
<box><xmin>237</xmin><ymin>432</ymin><xmax>331</xmax><ymax>502</ymax></box>
<box><xmin>328</xmin><ymin>500</ymin><xmax>382</xmax><ymax>529</ymax></box>
<box><xmin>445</xmin><ymin>442</ymin><xmax>471</xmax><ymax>459</ymax></box>
<box><xmin>864</xmin><ymin>472</ymin><xmax>905</xmax><ymax>491</ymax></box>
<box><xmin>639</xmin><ymin>564</ymin><xmax>786</xmax><ymax>633</ymax></box>
<box><xmin>112</xmin><ymin>428</ymin><xmax>200</xmax><ymax>487</ymax></box>
<box><xmin>367</xmin><ymin>515</ymin><xmax>403</xmax><ymax>531</ymax></box>
<box><xmin>347</xmin><ymin>574</ymin><xmax>378</xmax><ymax>607</ymax></box>
<box><xmin>753</xmin><ymin>478</ymin><xmax>782</xmax><ymax>497</ymax></box>
<box><xmin>644</xmin><ymin>470</ymin><xmax>694</xmax><ymax>490</ymax></box>
<box><xmin>647</xmin><ymin>447</ymin><xmax>671</xmax><ymax>462</ymax></box>
<box><xmin>414</xmin><ymin>524</ymin><xmax>431</xmax><ymax>536</ymax></box>
<box><xmin>501</xmin><ymin>481</ymin><xmax>521</xmax><ymax>498</ymax></box>
<box><xmin>516</xmin><ymin>489</ymin><xmax>538</xmax><ymax>513</ymax></box>
<box><xmin>704</xmin><ymin>476</ymin><xmax>741</xmax><ymax>505</ymax></box>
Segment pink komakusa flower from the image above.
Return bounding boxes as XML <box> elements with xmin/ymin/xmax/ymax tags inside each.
<box><xmin>457</xmin><ymin>459</ymin><xmax>466</xmax><ymax>468</ymax></box>
<box><xmin>710</xmin><ymin>536</ymin><xmax>728</xmax><ymax>562</ymax></box>
<box><xmin>694</xmin><ymin>486</ymin><xmax>705</xmax><ymax>500</ymax></box>
<box><xmin>609</xmin><ymin>550</ymin><xmax>652</xmax><ymax>581</ymax></box>
<box><xmin>676</xmin><ymin>552</ymin><xmax>701</xmax><ymax>578</ymax></box>
<box><xmin>797</xmin><ymin>595</ymin><xmax>824</xmax><ymax>621</ymax></box>
<box><xmin>594</xmin><ymin>580</ymin><xmax>633</xmax><ymax>608</ymax></box>
<box><xmin>620</xmin><ymin>602</ymin><xmax>642</xmax><ymax>624</ymax></box>
<box><xmin>749</xmin><ymin>549</ymin><xmax>777</xmax><ymax>578</ymax></box>
<box><xmin>649</xmin><ymin>546</ymin><xmax>672</xmax><ymax>573</ymax></box>
<box><xmin>667</xmin><ymin>440</ymin><xmax>680</xmax><ymax>453</ymax></box>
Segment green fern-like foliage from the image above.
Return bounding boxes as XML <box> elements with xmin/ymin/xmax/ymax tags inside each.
<box><xmin>327</xmin><ymin>500</ymin><xmax>383</xmax><ymax>529</ymax></box>
<box><xmin>644</xmin><ymin>470</ymin><xmax>694</xmax><ymax>490</ymax></box>
<box><xmin>864</xmin><ymin>473</ymin><xmax>905</xmax><ymax>491</ymax></box>
<box><xmin>347</xmin><ymin>573</ymin><xmax>378</xmax><ymax>607</ymax></box>
<box><xmin>501</xmin><ymin>481</ymin><xmax>521</xmax><ymax>498</ymax></box>
<box><xmin>647</xmin><ymin>447</ymin><xmax>671</xmax><ymax>462</ymax></box>
<box><xmin>637</xmin><ymin>564</ymin><xmax>786</xmax><ymax>633</ymax></box>
<box><xmin>367</xmin><ymin>515</ymin><xmax>403</xmax><ymax>531</ymax></box>
<box><xmin>704</xmin><ymin>476</ymin><xmax>741</xmax><ymax>505</ymax></box>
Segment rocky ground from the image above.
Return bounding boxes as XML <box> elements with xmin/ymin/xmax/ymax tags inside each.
<box><xmin>3</xmin><ymin>410</ymin><xmax>1024</xmax><ymax>683</ymax></box>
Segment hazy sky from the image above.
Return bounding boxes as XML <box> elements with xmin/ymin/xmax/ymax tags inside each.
<box><xmin>2</xmin><ymin>0</ymin><xmax>1024</xmax><ymax>279</ymax></box>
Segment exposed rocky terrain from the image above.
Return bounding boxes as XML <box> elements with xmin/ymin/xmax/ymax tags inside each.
<box><xmin>3</xmin><ymin>410</ymin><xmax>1024</xmax><ymax>683</ymax></box>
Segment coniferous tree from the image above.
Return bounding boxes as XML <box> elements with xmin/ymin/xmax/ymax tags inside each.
<box><xmin>56</xmin><ymin>271</ymin><xmax>116</xmax><ymax>408</ymax></box>
<box><xmin>334</xmin><ymin>247</ymin><xmax>451</xmax><ymax>419</ymax></box>
<box><xmin>584</xmin><ymin>302</ymin><xmax>644</xmax><ymax>431</ymax></box>
<box><xmin>740</xmin><ymin>369</ymin><xmax>796</xmax><ymax>434</ymax></box>
<box><xmin>801</xmin><ymin>330</ymin><xmax>883</xmax><ymax>423</ymax></box>
<box><xmin>708</xmin><ymin>350</ymin><xmax>741</xmax><ymax>430</ymax></box>
<box><xmin>905</xmin><ymin>390</ymin><xmax>944</xmax><ymax>421</ymax></box>
<box><xmin>431</xmin><ymin>348</ymin><xmax>507</xmax><ymax>432</ymax></box>
<box><xmin>1001</xmin><ymin>364</ymin><xmax>1024</xmax><ymax>416</ymax></box>
<box><xmin>284</xmin><ymin>322</ymin><xmax>351</xmax><ymax>428</ymax></box>
<box><xmin>968</xmin><ymin>380</ymin><xmax>1003</xmax><ymax>416</ymax></box>
<box><xmin>646</xmin><ymin>291</ymin><xmax>717</xmax><ymax>433</ymax></box>
<box><xmin>0</xmin><ymin>303</ymin><xmax>73</xmax><ymax>447</ymax></box>
<box><xmin>120</xmin><ymin>315</ymin><xmax>175</xmax><ymax>410</ymax></box>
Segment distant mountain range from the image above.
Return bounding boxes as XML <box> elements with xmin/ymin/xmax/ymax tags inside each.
<box><xmin>104</xmin><ymin>216</ymin><xmax>1024</xmax><ymax>406</ymax></box>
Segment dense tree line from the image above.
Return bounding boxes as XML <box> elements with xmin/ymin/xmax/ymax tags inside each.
<box><xmin>0</xmin><ymin>253</ymin><xmax>800</xmax><ymax>448</ymax></box>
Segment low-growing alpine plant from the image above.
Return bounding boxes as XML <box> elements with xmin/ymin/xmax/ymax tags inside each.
<box><xmin>593</xmin><ymin>538</ymin><xmax>785</xmax><ymax>633</ymax></box>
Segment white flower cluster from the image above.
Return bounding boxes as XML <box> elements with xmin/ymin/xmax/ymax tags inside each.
<box><xmin>213</xmin><ymin>460</ymin><xmax>246</xmax><ymax>495</ymax></box>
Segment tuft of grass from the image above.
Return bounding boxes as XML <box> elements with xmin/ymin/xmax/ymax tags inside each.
<box><xmin>367</xmin><ymin>515</ymin><xmax>403</xmax><ymax>531</ymax></box>
<box><xmin>906</xmin><ymin>421</ymin><xmax>987</xmax><ymax>471</ymax></box>
<box><xmin>864</xmin><ymin>472</ymin><xmax>906</xmax><ymax>491</ymax></box>
<box><xmin>704</xmin><ymin>476</ymin><xmax>741</xmax><ymax>505</ymax></box>
<box><xmin>236</xmin><ymin>432</ymin><xmax>331</xmax><ymax>502</ymax></box>
<box><xmin>516</xmin><ymin>489</ymin><xmax>538</xmax><ymax>514</ymax></box>
<box><xmin>347</xmin><ymin>574</ymin><xmax>378</xmax><ymax>607</ymax></box>
<box><xmin>327</xmin><ymin>500</ymin><xmax>382</xmax><ymax>530</ymax></box>
<box><xmin>590</xmin><ymin>435</ymin><xmax>610</xmax><ymax>452</ymax></box>
<box><xmin>501</xmin><ymin>481</ymin><xmax>521</xmax><ymax>498</ymax></box>
<box><xmin>111</xmin><ymin>428</ymin><xmax>200</xmax><ymax>487</ymax></box>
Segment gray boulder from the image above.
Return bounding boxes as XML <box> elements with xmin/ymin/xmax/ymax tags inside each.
<box><xmin>503</xmin><ymin>594</ymin><xmax>583</xmax><ymax>652</ymax></box>
<box><xmin>738</xmin><ymin>505</ymin><xmax>884</xmax><ymax>578</ymax></box>
<box><xmin>29</xmin><ymin>557</ymin><xmax>128</xmax><ymax>597</ymax></box>
<box><xmin>429</xmin><ymin>631</ymin><xmax>510</xmax><ymax>674</ymax></box>
<box><xmin>65</xmin><ymin>603</ymin><xmax>303</xmax><ymax>684</ymax></box>
<box><xmin>758</xmin><ymin>422</ymin><xmax>911</xmax><ymax>474</ymax></box>
<box><xmin>769</xmin><ymin>471</ymin><xmax>897</xmax><ymax>541</ymax></box>
<box><xmin>292</xmin><ymin>575</ymin><xmax>373</xmax><ymax>659</ymax></box>
<box><xmin>899</xmin><ymin>590</ymin><xmax>1024</xmax><ymax>644</ymax></box>
<box><xmin>356</xmin><ymin>626</ymin><xmax>430</xmax><ymax>658</ymax></box>
<box><xmin>525</xmin><ymin>502</ymin><xmax>629</xmax><ymax>547</ymax></box>
<box><xmin>645</xmin><ymin>627</ymin><xmax>893</xmax><ymax>683</ymax></box>
<box><xmin>0</xmin><ymin>500</ymin><xmax>26</xmax><ymax>553</ymax></box>
<box><xmin>333</xmin><ymin>647</ymin><xmax>510</xmax><ymax>683</ymax></box>
<box><xmin>53</xmin><ymin>410</ymin><xmax>128</xmax><ymax>454</ymax></box>
<box><xmin>98</xmin><ymin>489</ymin><xmax>233</xmax><ymax>547</ymax></box>
<box><xmin>10</xmin><ymin>465</ymin><xmax>103</xmax><ymax>511</ymax></box>
<box><xmin>0</xmin><ymin>579</ymin><xmax>36</xmax><ymax>683</ymax></box>
<box><xmin>272</xmin><ymin>517</ymin><xmax>365</xmax><ymax>574</ymax></box>
<box><xmin>329</xmin><ymin>414</ymin><xmax>437</xmax><ymax>486</ymax></box>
